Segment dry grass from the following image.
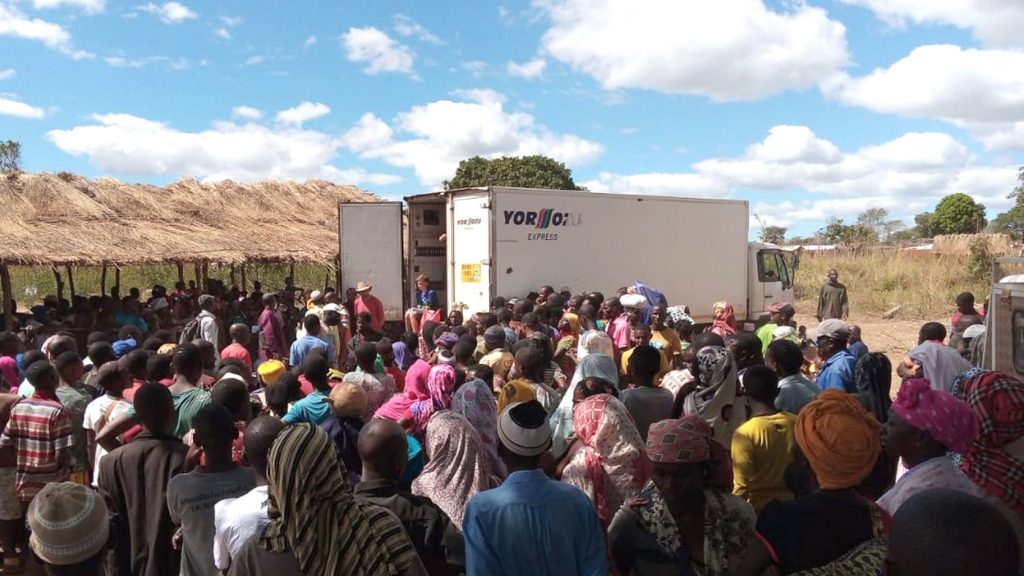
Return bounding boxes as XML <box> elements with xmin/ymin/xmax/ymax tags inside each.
<box><xmin>794</xmin><ymin>252</ymin><xmax>991</xmax><ymax>320</ymax></box>
<box><xmin>7</xmin><ymin>262</ymin><xmax>335</xmax><ymax>309</ymax></box>
<box><xmin>0</xmin><ymin>172</ymin><xmax>379</xmax><ymax>266</ymax></box>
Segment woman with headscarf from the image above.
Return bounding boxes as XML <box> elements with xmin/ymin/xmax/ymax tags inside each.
<box><xmin>710</xmin><ymin>301</ymin><xmax>737</xmax><ymax>338</ymax></box>
<box><xmin>577</xmin><ymin>324</ymin><xmax>614</xmax><ymax>362</ymax></box>
<box><xmin>878</xmin><ymin>378</ymin><xmax>980</xmax><ymax>515</ymax></box>
<box><xmin>608</xmin><ymin>415</ymin><xmax>755</xmax><ymax>576</ymax></box>
<box><xmin>393</xmin><ymin>333</ymin><xmax>418</xmax><ymax>371</ymax></box>
<box><xmin>375</xmin><ymin>360</ymin><xmax>431</xmax><ymax>422</ymax></box>
<box><xmin>953</xmin><ymin>369</ymin><xmax>1024</xmax><ymax>552</ymax></box>
<box><xmin>496</xmin><ymin>378</ymin><xmax>535</xmax><ymax>415</ymax></box>
<box><xmin>402</xmin><ymin>364</ymin><xmax>456</xmax><ymax>441</ymax></box>
<box><xmin>228</xmin><ymin>424</ymin><xmax>427</xmax><ymax>576</ymax></box>
<box><xmin>854</xmin><ymin>352</ymin><xmax>892</xmax><ymax>424</ymax></box>
<box><xmin>554</xmin><ymin>312</ymin><xmax>581</xmax><ymax>377</ymax></box>
<box><xmin>411</xmin><ymin>411</ymin><xmax>499</xmax><ymax>530</ymax></box>
<box><xmin>417</xmin><ymin>321</ymin><xmax>439</xmax><ymax>361</ymax></box>
<box><xmin>732</xmin><ymin>390</ymin><xmax>887</xmax><ymax>575</ymax></box>
<box><xmin>452</xmin><ymin>379</ymin><xmax>507</xmax><ymax>479</ymax></box>
<box><xmin>561</xmin><ymin>394</ymin><xmax>651</xmax><ymax>530</ymax></box>
<box><xmin>681</xmin><ymin>346</ymin><xmax>741</xmax><ymax>448</ymax></box>
<box><xmin>550</xmin><ymin>353</ymin><xmax>620</xmax><ymax>458</ymax></box>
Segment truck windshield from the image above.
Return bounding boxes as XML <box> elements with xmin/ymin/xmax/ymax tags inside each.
<box><xmin>758</xmin><ymin>251</ymin><xmax>792</xmax><ymax>289</ymax></box>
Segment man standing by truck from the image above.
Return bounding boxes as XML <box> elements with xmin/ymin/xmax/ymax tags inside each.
<box><xmin>354</xmin><ymin>281</ymin><xmax>385</xmax><ymax>333</ymax></box>
<box><xmin>603</xmin><ymin>297</ymin><xmax>631</xmax><ymax>355</ymax></box>
<box><xmin>816</xmin><ymin>269</ymin><xmax>849</xmax><ymax>322</ymax></box>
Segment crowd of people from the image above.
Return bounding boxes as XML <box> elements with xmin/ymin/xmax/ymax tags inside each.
<box><xmin>0</xmin><ymin>270</ymin><xmax>1019</xmax><ymax>576</ymax></box>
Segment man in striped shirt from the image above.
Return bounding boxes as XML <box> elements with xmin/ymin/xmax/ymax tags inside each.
<box><xmin>0</xmin><ymin>361</ymin><xmax>72</xmax><ymax>504</ymax></box>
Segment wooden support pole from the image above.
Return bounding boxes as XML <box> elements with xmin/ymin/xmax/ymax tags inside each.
<box><xmin>100</xmin><ymin>264</ymin><xmax>107</xmax><ymax>296</ymax></box>
<box><xmin>52</xmin><ymin>266</ymin><xmax>64</xmax><ymax>302</ymax></box>
<box><xmin>230</xmin><ymin>263</ymin><xmax>236</xmax><ymax>287</ymax></box>
<box><xmin>0</xmin><ymin>264</ymin><xmax>13</xmax><ymax>331</ymax></box>
<box><xmin>240</xmin><ymin>263</ymin><xmax>247</xmax><ymax>291</ymax></box>
<box><xmin>194</xmin><ymin>263</ymin><xmax>201</xmax><ymax>290</ymax></box>
<box><xmin>114</xmin><ymin>267</ymin><xmax>121</xmax><ymax>295</ymax></box>
<box><xmin>201</xmin><ymin>263</ymin><xmax>209</xmax><ymax>291</ymax></box>
<box><xmin>64</xmin><ymin>264</ymin><xmax>76</xmax><ymax>298</ymax></box>
<box><xmin>176</xmin><ymin>262</ymin><xmax>184</xmax><ymax>285</ymax></box>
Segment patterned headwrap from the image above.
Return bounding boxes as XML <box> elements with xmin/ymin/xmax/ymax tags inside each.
<box><xmin>954</xmin><ymin>370</ymin><xmax>1024</xmax><ymax>518</ymax></box>
<box><xmin>259</xmin><ymin>424</ymin><xmax>399</xmax><ymax>576</ymax></box>
<box><xmin>564</xmin><ymin>394</ymin><xmax>651</xmax><ymax>528</ymax></box>
<box><xmin>893</xmin><ymin>378</ymin><xmax>979</xmax><ymax>454</ymax></box>
<box><xmin>497</xmin><ymin>379</ymin><xmax>536</xmax><ymax>415</ymax></box>
<box><xmin>710</xmin><ymin>301</ymin><xmax>737</xmax><ymax>337</ymax></box>
<box><xmin>646</xmin><ymin>415</ymin><xmax>733</xmax><ymax>491</ymax></box>
<box><xmin>796</xmin><ymin>390</ymin><xmax>882</xmax><ymax>490</ymax></box>
<box><xmin>436</xmin><ymin>332</ymin><xmax>459</xmax><ymax>349</ymax></box>
<box><xmin>408</xmin><ymin>364</ymin><xmax>456</xmax><ymax>439</ymax></box>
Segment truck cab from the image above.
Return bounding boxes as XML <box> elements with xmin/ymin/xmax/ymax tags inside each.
<box><xmin>746</xmin><ymin>242</ymin><xmax>796</xmax><ymax>329</ymax></box>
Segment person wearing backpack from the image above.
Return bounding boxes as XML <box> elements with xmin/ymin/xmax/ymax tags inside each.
<box><xmin>196</xmin><ymin>295</ymin><xmax>221</xmax><ymax>349</ymax></box>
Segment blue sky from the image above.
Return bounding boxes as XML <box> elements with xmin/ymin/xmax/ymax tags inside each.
<box><xmin>2</xmin><ymin>0</ymin><xmax>1023</xmax><ymax>237</ymax></box>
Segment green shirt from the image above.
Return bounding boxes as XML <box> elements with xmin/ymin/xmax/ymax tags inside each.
<box><xmin>757</xmin><ymin>322</ymin><xmax>779</xmax><ymax>354</ymax></box>
<box><xmin>127</xmin><ymin>387</ymin><xmax>212</xmax><ymax>438</ymax></box>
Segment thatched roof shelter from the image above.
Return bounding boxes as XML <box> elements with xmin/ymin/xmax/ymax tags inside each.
<box><xmin>0</xmin><ymin>172</ymin><xmax>380</xmax><ymax>266</ymax></box>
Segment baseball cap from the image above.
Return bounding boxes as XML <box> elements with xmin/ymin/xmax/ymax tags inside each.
<box><xmin>814</xmin><ymin>319</ymin><xmax>851</xmax><ymax>341</ymax></box>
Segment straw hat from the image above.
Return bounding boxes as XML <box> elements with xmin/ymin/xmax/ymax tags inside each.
<box><xmin>356</xmin><ymin>281</ymin><xmax>373</xmax><ymax>293</ymax></box>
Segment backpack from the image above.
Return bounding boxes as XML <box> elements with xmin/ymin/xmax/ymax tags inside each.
<box><xmin>179</xmin><ymin>317</ymin><xmax>201</xmax><ymax>344</ymax></box>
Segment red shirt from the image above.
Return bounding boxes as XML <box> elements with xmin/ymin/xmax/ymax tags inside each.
<box><xmin>385</xmin><ymin>366</ymin><xmax>405</xmax><ymax>392</ymax></box>
<box><xmin>123</xmin><ymin>379</ymin><xmax>146</xmax><ymax>402</ymax></box>
<box><xmin>355</xmin><ymin>294</ymin><xmax>386</xmax><ymax>332</ymax></box>
<box><xmin>0</xmin><ymin>394</ymin><xmax>72</xmax><ymax>502</ymax></box>
<box><xmin>220</xmin><ymin>343</ymin><xmax>253</xmax><ymax>373</ymax></box>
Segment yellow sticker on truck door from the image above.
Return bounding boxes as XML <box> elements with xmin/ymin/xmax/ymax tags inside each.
<box><xmin>461</xmin><ymin>263</ymin><xmax>481</xmax><ymax>283</ymax></box>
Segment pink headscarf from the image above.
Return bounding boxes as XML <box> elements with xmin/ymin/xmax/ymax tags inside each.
<box><xmin>710</xmin><ymin>301</ymin><xmax>737</xmax><ymax>337</ymax></box>
<box><xmin>374</xmin><ymin>359</ymin><xmax>431</xmax><ymax>421</ymax></box>
<box><xmin>562</xmin><ymin>394</ymin><xmax>651</xmax><ymax>529</ymax></box>
<box><xmin>894</xmin><ymin>378</ymin><xmax>979</xmax><ymax>454</ymax></box>
<box><xmin>407</xmin><ymin>364</ymin><xmax>457</xmax><ymax>440</ymax></box>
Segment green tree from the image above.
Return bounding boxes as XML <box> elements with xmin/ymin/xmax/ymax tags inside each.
<box><xmin>444</xmin><ymin>155</ymin><xmax>584</xmax><ymax>190</ymax></box>
<box><xmin>992</xmin><ymin>168</ymin><xmax>1024</xmax><ymax>239</ymax></box>
<box><xmin>856</xmin><ymin>207</ymin><xmax>902</xmax><ymax>243</ymax></box>
<box><xmin>931</xmin><ymin>193</ymin><xmax>987</xmax><ymax>235</ymax></box>
<box><xmin>759</xmin><ymin>225</ymin><xmax>787</xmax><ymax>244</ymax></box>
<box><xmin>818</xmin><ymin>217</ymin><xmax>877</xmax><ymax>245</ymax></box>
<box><xmin>914</xmin><ymin>212</ymin><xmax>934</xmax><ymax>238</ymax></box>
<box><xmin>0</xmin><ymin>140</ymin><xmax>20</xmax><ymax>173</ymax></box>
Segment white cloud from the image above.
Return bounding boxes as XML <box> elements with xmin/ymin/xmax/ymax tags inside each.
<box><xmin>244</xmin><ymin>55</ymin><xmax>263</xmax><ymax>66</ymax></box>
<box><xmin>32</xmin><ymin>0</ymin><xmax>104</xmax><ymax>13</ymax></box>
<box><xmin>535</xmin><ymin>0</ymin><xmax>848</xmax><ymax>101</ymax></box>
<box><xmin>104</xmin><ymin>55</ymin><xmax>188</xmax><ymax>69</ymax></box>
<box><xmin>275</xmin><ymin>101</ymin><xmax>330</xmax><ymax>126</ymax></box>
<box><xmin>589</xmin><ymin>125</ymin><xmax>1017</xmax><ymax>230</ymax></box>
<box><xmin>214</xmin><ymin>27</ymin><xmax>230</xmax><ymax>40</ymax></box>
<box><xmin>46</xmin><ymin>113</ymin><xmax>401</xmax><ymax>185</ymax></box>
<box><xmin>393</xmin><ymin>14</ymin><xmax>442</xmax><ymax>44</ymax></box>
<box><xmin>139</xmin><ymin>2</ymin><xmax>196</xmax><ymax>24</ymax></box>
<box><xmin>507</xmin><ymin>58</ymin><xmax>545</xmax><ymax>79</ymax></box>
<box><xmin>0</xmin><ymin>2</ymin><xmax>92</xmax><ymax>59</ymax></box>
<box><xmin>342</xmin><ymin>27</ymin><xmax>416</xmax><ymax>76</ymax></box>
<box><xmin>838</xmin><ymin>0</ymin><xmax>1024</xmax><ymax>48</ymax></box>
<box><xmin>303</xmin><ymin>34</ymin><xmax>317</xmax><ymax>47</ymax></box>
<box><xmin>219</xmin><ymin>15</ymin><xmax>241</xmax><ymax>26</ymax></box>
<box><xmin>824</xmin><ymin>44</ymin><xmax>1024</xmax><ymax>150</ymax></box>
<box><xmin>231</xmin><ymin>106</ymin><xmax>262</xmax><ymax>121</ymax></box>
<box><xmin>340</xmin><ymin>90</ymin><xmax>603</xmax><ymax>186</ymax></box>
<box><xmin>461</xmin><ymin>61</ymin><xmax>488</xmax><ymax>77</ymax></box>
<box><xmin>583</xmin><ymin>172</ymin><xmax>725</xmax><ymax>197</ymax></box>
<box><xmin>0</xmin><ymin>68</ymin><xmax>13</xmax><ymax>80</ymax></box>
<box><xmin>0</xmin><ymin>96</ymin><xmax>45</xmax><ymax>119</ymax></box>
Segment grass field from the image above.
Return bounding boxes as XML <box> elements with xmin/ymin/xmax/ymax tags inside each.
<box><xmin>5</xmin><ymin>262</ymin><xmax>333</xmax><ymax>309</ymax></box>
<box><xmin>794</xmin><ymin>251</ymin><xmax>991</xmax><ymax>320</ymax></box>
<box><xmin>4</xmin><ymin>251</ymin><xmax>993</xmax><ymax>321</ymax></box>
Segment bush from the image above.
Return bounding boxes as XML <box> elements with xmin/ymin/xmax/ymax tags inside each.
<box><xmin>968</xmin><ymin>237</ymin><xmax>993</xmax><ymax>280</ymax></box>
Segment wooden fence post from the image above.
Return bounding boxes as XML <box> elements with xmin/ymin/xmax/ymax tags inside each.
<box><xmin>0</xmin><ymin>264</ymin><xmax>13</xmax><ymax>331</ymax></box>
<box><xmin>64</xmin><ymin>264</ymin><xmax>76</xmax><ymax>298</ymax></box>
<box><xmin>240</xmin><ymin>263</ymin><xmax>247</xmax><ymax>291</ymax></box>
<box><xmin>100</xmin><ymin>264</ymin><xmax>107</xmax><ymax>296</ymax></box>
<box><xmin>176</xmin><ymin>262</ymin><xmax>184</xmax><ymax>285</ymax></box>
<box><xmin>114</xmin><ymin>267</ymin><xmax>121</xmax><ymax>294</ymax></box>
<box><xmin>51</xmin><ymin>266</ymin><xmax>64</xmax><ymax>302</ymax></box>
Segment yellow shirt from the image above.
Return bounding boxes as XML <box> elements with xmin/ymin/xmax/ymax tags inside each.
<box><xmin>620</xmin><ymin>346</ymin><xmax>671</xmax><ymax>378</ymax></box>
<box><xmin>731</xmin><ymin>411</ymin><xmax>797</xmax><ymax>512</ymax></box>
<box><xmin>651</xmin><ymin>328</ymin><xmax>683</xmax><ymax>359</ymax></box>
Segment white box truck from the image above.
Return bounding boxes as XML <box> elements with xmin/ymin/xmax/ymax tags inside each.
<box><xmin>396</xmin><ymin>187</ymin><xmax>794</xmax><ymax>326</ymax></box>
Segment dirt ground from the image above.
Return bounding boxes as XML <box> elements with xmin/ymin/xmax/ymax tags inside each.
<box><xmin>793</xmin><ymin>306</ymin><xmax>924</xmax><ymax>396</ymax></box>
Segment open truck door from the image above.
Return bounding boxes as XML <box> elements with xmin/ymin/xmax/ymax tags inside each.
<box><xmin>338</xmin><ymin>202</ymin><xmax>405</xmax><ymax>322</ymax></box>
<box><xmin>984</xmin><ymin>257</ymin><xmax>1024</xmax><ymax>379</ymax></box>
<box><xmin>447</xmin><ymin>190</ymin><xmax>493</xmax><ymax>315</ymax></box>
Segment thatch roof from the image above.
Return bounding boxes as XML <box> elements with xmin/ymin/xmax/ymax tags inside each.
<box><xmin>0</xmin><ymin>172</ymin><xmax>380</xmax><ymax>266</ymax></box>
